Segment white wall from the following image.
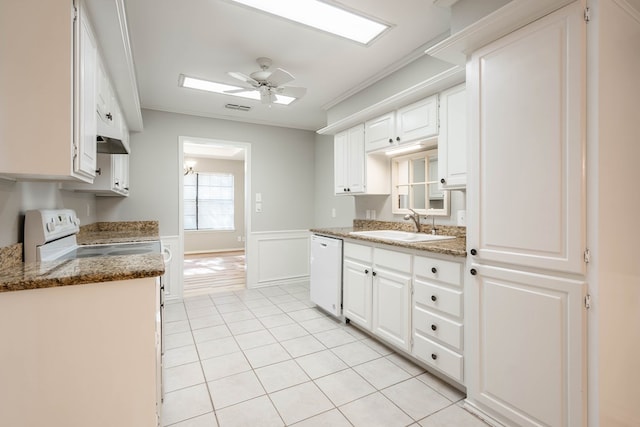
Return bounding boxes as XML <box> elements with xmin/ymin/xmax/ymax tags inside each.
<box><xmin>0</xmin><ymin>180</ymin><xmax>97</xmax><ymax>248</ymax></box>
<box><xmin>96</xmin><ymin>109</ymin><xmax>316</xmax><ymax>236</ymax></box>
<box><xmin>450</xmin><ymin>0</ymin><xmax>511</xmax><ymax>33</ymax></box>
<box><xmin>183</xmin><ymin>157</ymin><xmax>245</xmax><ymax>253</ymax></box>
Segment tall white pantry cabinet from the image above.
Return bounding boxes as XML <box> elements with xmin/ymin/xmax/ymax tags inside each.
<box><xmin>461</xmin><ymin>1</ymin><xmax>640</xmax><ymax>426</ymax></box>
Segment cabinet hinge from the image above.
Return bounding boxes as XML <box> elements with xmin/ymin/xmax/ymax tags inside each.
<box><xmin>585</xmin><ymin>294</ymin><xmax>592</xmax><ymax>309</ymax></box>
<box><xmin>584</xmin><ymin>7</ymin><xmax>591</xmax><ymax>22</ymax></box>
<box><xmin>410</xmin><ymin>283</ymin><xmax>414</xmax><ymax>296</ymax></box>
<box><xmin>584</xmin><ymin>248</ymin><xmax>591</xmax><ymax>264</ymax></box>
<box><xmin>410</xmin><ymin>336</ymin><xmax>414</xmax><ymax>349</ymax></box>
<box><xmin>72</xmin><ymin>4</ymin><xmax>78</xmax><ymax>23</ymax></box>
<box><xmin>72</xmin><ymin>143</ymin><xmax>78</xmax><ymax>159</ymax></box>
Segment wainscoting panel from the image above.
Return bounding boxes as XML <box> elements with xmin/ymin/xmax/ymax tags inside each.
<box><xmin>246</xmin><ymin>230</ymin><xmax>310</xmax><ymax>288</ymax></box>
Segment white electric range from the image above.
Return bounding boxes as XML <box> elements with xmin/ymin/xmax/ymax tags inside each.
<box><xmin>23</xmin><ymin>209</ymin><xmax>162</xmax><ymax>263</ymax></box>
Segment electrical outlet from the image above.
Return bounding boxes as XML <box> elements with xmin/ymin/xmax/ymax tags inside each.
<box><xmin>457</xmin><ymin>210</ymin><xmax>466</xmax><ymax>226</ymax></box>
<box><xmin>256</xmin><ymin>203</ymin><xmax>262</xmax><ymax>213</ymax></box>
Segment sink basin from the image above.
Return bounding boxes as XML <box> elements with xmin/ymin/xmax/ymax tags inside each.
<box><xmin>349</xmin><ymin>230</ymin><xmax>456</xmax><ymax>243</ymax></box>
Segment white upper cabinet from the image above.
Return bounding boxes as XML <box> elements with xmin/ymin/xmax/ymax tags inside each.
<box><xmin>467</xmin><ymin>2</ymin><xmax>586</xmax><ymax>275</ymax></box>
<box><xmin>364</xmin><ymin>112</ymin><xmax>395</xmax><ymax>152</ymax></box>
<box><xmin>437</xmin><ymin>84</ymin><xmax>466</xmax><ymax>190</ymax></box>
<box><xmin>75</xmin><ymin>4</ymin><xmax>98</xmax><ymax>180</ymax></box>
<box><xmin>334</xmin><ymin>125</ymin><xmax>365</xmax><ymax>194</ymax></box>
<box><xmin>365</xmin><ymin>96</ymin><xmax>438</xmax><ymax>152</ymax></box>
<box><xmin>96</xmin><ymin>58</ymin><xmax>124</xmax><ymax>141</ymax></box>
<box><xmin>0</xmin><ymin>0</ymin><xmax>97</xmax><ymax>182</ymax></box>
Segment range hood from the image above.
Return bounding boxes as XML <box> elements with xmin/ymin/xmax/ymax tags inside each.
<box><xmin>96</xmin><ymin>135</ymin><xmax>128</xmax><ymax>154</ymax></box>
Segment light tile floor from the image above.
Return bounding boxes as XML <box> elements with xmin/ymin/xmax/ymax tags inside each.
<box><xmin>162</xmin><ymin>283</ymin><xmax>492</xmax><ymax>427</ymax></box>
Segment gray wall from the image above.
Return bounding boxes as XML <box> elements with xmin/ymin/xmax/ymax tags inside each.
<box><xmin>326</xmin><ymin>55</ymin><xmax>454</xmax><ymax>125</ymax></box>
<box><xmin>0</xmin><ymin>180</ymin><xmax>97</xmax><ymax>248</ymax></box>
<box><xmin>183</xmin><ymin>157</ymin><xmax>245</xmax><ymax>253</ymax></box>
<box><xmin>450</xmin><ymin>0</ymin><xmax>511</xmax><ymax>33</ymax></box>
<box><xmin>96</xmin><ymin>109</ymin><xmax>316</xmax><ymax>236</ymax></box>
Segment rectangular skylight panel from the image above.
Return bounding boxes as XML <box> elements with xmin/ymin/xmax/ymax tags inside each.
<box><xmin>180</xmin><ymin>75</ymin><xmax>295</xmax><ymax>105</ymax></box>
<box><xmin>229</xmin><ymin>0</ymin><xmax>388</xmax><ymax>44</ymax></box>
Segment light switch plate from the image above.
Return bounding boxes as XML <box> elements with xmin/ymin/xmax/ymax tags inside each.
<box><xmin>256</xmin><ymin>202</ymin><xmax>262</xmax><ymax>213</ymax></box>
<box><xmin>255</xmin><ymin>193</ymin><xmax>262</xmax><ymax>202</ymax></box>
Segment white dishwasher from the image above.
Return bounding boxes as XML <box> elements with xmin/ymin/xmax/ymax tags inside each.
<box><xmin>310</xmin><ymin>234</ymin><xmax>343</xmax><ymax>317</ymax></box>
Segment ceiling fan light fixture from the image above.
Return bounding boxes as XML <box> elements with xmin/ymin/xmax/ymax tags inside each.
<box><xmin>228</xmin><ymin>0</ymin><xmax>389</xmax><ymax>45</ymax></box>
<box><xmin>179</xmin><ymin>74</ymin><xmax>296</xmax><ymax>105</ymax></box>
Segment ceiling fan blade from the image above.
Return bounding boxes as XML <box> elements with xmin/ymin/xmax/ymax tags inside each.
<box><xmin>268</xmin><ymin>68</ymin><xmax>294</xmax><ymax>87</ymax></box>
<box><xmin>276</xmin><ymin>86</ymin><xmax>307</xmax><ymax>98</ymax></box>
<box><xmin>227</xmin><ymin>71</ymin><xmax>259</xmax><ymax>86</ymax></box>
<box><xmin>224</xmin><ymin>87</ymin><xmax>255</xmax><ymax>94</ymax></box>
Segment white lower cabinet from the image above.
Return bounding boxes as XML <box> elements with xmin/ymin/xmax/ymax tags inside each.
<box><xmin>342</xmin><ymin>241</ymin><xmax>464</xmax><ymax>381</ymax></box>
<box><xmin>412</xmin><ymin>254</ymin><xmax>464</xmax><ymax>382</ymax></box>
<box><xmin>343</xmin><ymin>243</ymin><xmax>411</xmax><ymax>351</ymax></box>
<box><xmin>371</xmin><ymin>249</ymin><xmax>411</xmax><ymax>352</ymax></box>
<box><xmin>467</xmin><ymin>264</ymin><xmax>585</xmax><ymax>427</ymax></box>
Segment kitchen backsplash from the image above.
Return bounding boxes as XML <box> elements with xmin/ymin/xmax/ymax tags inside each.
<box><xmin>353</xmin><ymin>219</ymin><xmax>466</xmax><ymax>237</ymax></box>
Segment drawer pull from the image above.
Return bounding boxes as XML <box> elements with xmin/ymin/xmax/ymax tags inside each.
<box><xmin>431</xmin><ymin>353</ymin><xmax>438</xmax><ymax>360</ymax></box>
<box><xmin>470</xmin><ymin>248</ymin><xmax>477</xmax><ymax>256</ymax></box>
<box><xmin>431</xmin><ymin>267</ymin><xmax>437</xmax><ymax>274</ymax></box>
<box><xmin>372</xmin><ymin>271</ymin><xmax>377</xmax><ymax>277</ymax></box>
<box><xmin>470</xmin><ymin>268</ymin><xmax>477</xmax><ymax>276</ymax></box>
<box><xmin>431</xmin><ymin>295</ymin><xmax>437</xmax><ymax>302</ymax></box>
<box><xmin>364</xmin><ymin>269</ymin><xmax>369</xmax><ymax>274</ymax></box>
<box><xmin>431</xmin><ymin>324</ymin><xmax>437</xmax><ymax>331</ymax></box>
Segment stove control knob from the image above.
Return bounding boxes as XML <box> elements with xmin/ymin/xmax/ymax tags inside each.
<box><xmin>46</xmin><ymin>222</ymin><xmax>56</xmax><ymax>232</ymax></box>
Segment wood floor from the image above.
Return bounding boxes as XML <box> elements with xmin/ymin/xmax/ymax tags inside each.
<box><xmin>183</xmin><ymin>251</ymin><xmax>246</xmax><ymax>298</ymax></box>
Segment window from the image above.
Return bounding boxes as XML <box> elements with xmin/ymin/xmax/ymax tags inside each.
<box><xmin>184</xmin><ymin>172</ymin><xmax>235</xmax><ymax>230</ymax></box>
<box><xmin>391</xmin><ymin>149</ymin><xmax>449</xmax><ymax>216</ymax></box>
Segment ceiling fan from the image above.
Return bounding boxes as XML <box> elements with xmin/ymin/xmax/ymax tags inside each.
<box><xmin>226</xmin><ymin>57</ymin><xmax>307</xmax><ymax>105</ymax></box>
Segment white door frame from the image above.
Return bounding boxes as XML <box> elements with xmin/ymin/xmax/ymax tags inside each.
<box><xmin>177</xmin><ymin>136</ymin><xmax>252</xmax><ymax>298</ymax></box>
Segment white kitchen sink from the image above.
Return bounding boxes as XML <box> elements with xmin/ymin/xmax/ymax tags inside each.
<box><xmin>349</xmin><ymin>230</ymin><xmax>456</xmax><ymax>243</ymax></box>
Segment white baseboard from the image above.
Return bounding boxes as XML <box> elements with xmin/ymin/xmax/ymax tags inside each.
<box><xmin>184</xmin><ymin>248</ymin><xmax>244</xmax><ymax>255</ymax></box>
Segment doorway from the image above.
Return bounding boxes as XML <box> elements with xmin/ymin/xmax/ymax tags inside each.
<box><xmin>178</xmin><ymin>136</ymin><xmax>251</xmax><ymax>299</ymax></box>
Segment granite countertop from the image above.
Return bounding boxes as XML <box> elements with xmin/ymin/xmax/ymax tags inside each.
<box><xmin>0</xmin><ymin>221</ymin><xmax>164</xmax><ymax>293</ymax></box>
<box><xmin>311</xmin><ymin>220</ymin><xmax>467</xmax><ymax>257</ymax></box>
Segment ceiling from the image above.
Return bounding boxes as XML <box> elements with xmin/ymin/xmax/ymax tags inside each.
<box><xmin>124</xmin><ymin>0</ymin><xmax>453</xmax><ymax>131</ymax></box>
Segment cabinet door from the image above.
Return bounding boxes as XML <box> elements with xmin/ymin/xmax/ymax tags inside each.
<box><xmin>365</xmin><ymin>112</ymin><xmax>395</xmax><ymax>152</ymax></box>
<box><xmin>346</xmin><ymin>124</ymin><xmax>365</xmax><ymax>193</ymax></box>
<box><xmin>438</xmin><ymin>84</ymin><xmax>466</xmax><ymax>190</ymax></box>
<box><xmin>467</xmin><ymin>264</ymin><xmax>585</xmax><ymax>427</ymax></box>
<box><xmin>467</xmin><ymin>2</ymin><xmax>586</xmax><ymax>274</ymax></box>
<box><xmin>372</xmin><ymin>267</ymin><xmax>411</xmax><ymax>351</ymax></box>
<box><xmin>334</xmin><ymin>131</ymin><xmax>348</xmax><ymax>194</ymax></box>
<box><xmin>74</xmin><ymin>3</ymin><xmax>97</xmax><ymax>180</ymax></box>
<box><xmin>396</xmin><ymin>96</ymin><xmax>438</xmax><ymax>143</ymax></box>
<box><xmin>343</xmin><ymin>258</ymin><xmax>372</xmax><ymax>330</ymax></box>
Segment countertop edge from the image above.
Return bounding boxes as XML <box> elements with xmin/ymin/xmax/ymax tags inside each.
<box><xmin>310</xmin><ymin>227</ymin><xmax>467</xmax><ymax>258</ymax></box>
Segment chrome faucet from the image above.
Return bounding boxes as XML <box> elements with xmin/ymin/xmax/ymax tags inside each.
<box><xmin>404</xmin><ymin>209</ymin><xmax>421</xmax><ymax>232</ymax></box>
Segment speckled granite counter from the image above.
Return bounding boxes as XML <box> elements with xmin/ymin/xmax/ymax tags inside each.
<box><xmin>77</xmin><ymin>221</ymin><xmax>160</xmax><ymax>245</ymax></box>
<box><xmin>311</xmin><ymin>220</ymin><xmax>467</xmax><ymax>257</ymax></box>
<box><xmin>0</xmin><ymin>221</ymin><xmax>164</xmax><ymax>293</ymax></box>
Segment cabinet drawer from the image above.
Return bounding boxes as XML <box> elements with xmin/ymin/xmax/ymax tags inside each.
<box><xmin>375</xmin><ymin>248</ymin><xmax>411</xmax><ymax>271</ymax></box>
<box><xmin>414</xmin><ymin>306</ymin><xmax>463</xmax><ymax>350</ymax></box>
<box><xmin>344</xmin><ymin>242</ymin><xmax>372</xmax><ymax>263</ymax></box>
<box><xmin>414</xmin><ymin>280</ymin><xmax>462</xmax><ymax>318</ymax></box>
<box><xmin>414</xmin><ymin>255</ymin><xmax>462</xmax><ymax>287</ymax></box>
<box><xmin>413</xmin><ymin>333</ymin><xmax>463</xmax><ymax>382</ymax></box>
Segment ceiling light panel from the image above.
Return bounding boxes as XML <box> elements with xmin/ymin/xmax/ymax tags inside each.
<box><xmin>179</xmin><ymin>75</ymin><xmax>295</xmax><ymax>105</ymax></box>
<box><xmin>228</xmin><ymin>0</ymin><xmax>389</xmax><ymax>44</ymax></box>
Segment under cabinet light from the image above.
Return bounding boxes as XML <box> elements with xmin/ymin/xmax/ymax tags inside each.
<box><xmin>178</xmin><ymin>75</ymin><xmax>295</xmax><ymax>105</ymax></box>
<box><xmin>228</xmin><ymin>0</ymin><xmax>389</xmax><ymax>45</ymax></box>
